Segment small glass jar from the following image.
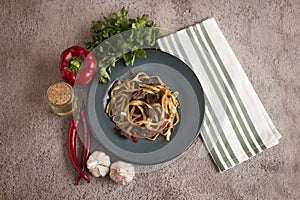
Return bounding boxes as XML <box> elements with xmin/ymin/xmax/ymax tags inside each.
<box><xmin>47</xmin><ymin>82</ymin><xmax>73</xmax><ymax>116</ymax></box>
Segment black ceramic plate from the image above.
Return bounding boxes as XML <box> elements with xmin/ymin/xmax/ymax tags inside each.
<box><xmin>87</xmin><ymin>49</ymin><xmax>205</xmax><ymax>165</ymax></box>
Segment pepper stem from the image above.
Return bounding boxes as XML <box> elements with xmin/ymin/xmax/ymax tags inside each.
<box><xmin>67</xmin><ymin>57</ymin><xmax>83</xmax><ymax>73</ymax></box>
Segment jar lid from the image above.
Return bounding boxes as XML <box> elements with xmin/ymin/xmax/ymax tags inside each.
<box><xmin>47</xmin><ymin>82</ymin><xmax>73</xmax><ymax>105</ymax></box>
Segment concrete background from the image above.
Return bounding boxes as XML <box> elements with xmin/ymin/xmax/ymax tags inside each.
<box><xmin>0</xmin><ymin>0</ymin><xmax>299</xmax><ymax>199</ymax></box>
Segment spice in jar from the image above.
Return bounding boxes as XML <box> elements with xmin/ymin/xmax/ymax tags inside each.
<box><xmin>47</xmin><ymin>82</ymin><xmax>73</xmax><ymax>116</ymax></box>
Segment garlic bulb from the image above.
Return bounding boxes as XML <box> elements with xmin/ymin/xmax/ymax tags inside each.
<box><xmin>109</xmin><ymin>161</ymin><xmax>135</xmax><ymax>185</ymax></box>
<box><xmin>86</xmin><ymin>151</ymin><xmax>110</xmax><ymax>177</ymax></box>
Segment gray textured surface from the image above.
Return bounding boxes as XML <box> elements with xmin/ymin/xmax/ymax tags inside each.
<box><xmin>0</xmin><ymin>0</ymin><xmax>299</xmax><ymax>199</ymax></box>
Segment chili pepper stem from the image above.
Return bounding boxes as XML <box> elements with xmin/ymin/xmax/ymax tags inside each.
<box><xmin>75</xmin><ymin>177</ymin><xmax>80</xmax><ymax>186</ymax></box>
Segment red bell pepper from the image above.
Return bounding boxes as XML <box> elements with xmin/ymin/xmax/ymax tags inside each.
<box><xmin>60</xmin><ymin>46</ymin><xmax>97</xmax><ymax>86</ymax></box>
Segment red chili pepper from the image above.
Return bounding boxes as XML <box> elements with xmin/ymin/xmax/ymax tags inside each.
<box><xmin>60</xmin><ymin>46</ymin><xmax>97</xmax><ymax>86</ymax></box>
<box><xmin>68</xmin><ymin>118</ymin><xmax>90</xmax><ymax>184</ymax></box>
<box><xmin>75</xmin><ymin>110</ymin><xmax>91</xmax><ymax>185</ymax></box>
<box><xmin>132</xmin><ymin>133</ymin><xmax>138</xmax><ymax>143</ymax></box>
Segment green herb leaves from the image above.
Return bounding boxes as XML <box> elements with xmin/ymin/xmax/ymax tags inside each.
<box><xmin>85</xmin><ymin>8</ymin><xmax>163</xmax><ymax>83</ymax></box>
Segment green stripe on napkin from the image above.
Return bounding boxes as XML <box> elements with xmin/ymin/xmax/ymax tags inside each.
<box><xmin>157</xmin><ymin>18</ymin><xmax>281</xmax><ymax>171</ymax></box>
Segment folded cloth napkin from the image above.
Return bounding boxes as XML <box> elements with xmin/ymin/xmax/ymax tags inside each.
<box><xmin>157</xmin><ymin>18</ymin><xmax>281</xmax><ymax>172</ymax></box>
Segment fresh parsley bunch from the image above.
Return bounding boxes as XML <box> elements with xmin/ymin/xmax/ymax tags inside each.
<box><xmin>85</xmin><ymin>8</ymin><xmax>163</xmax><ymax>83</ymax></box>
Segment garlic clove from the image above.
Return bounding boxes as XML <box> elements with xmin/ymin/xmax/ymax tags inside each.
<box><xmin>86</xmin><ymin>160</ymin><xmax>98</xmax><ymax>169</ymax></box>
<box><xmin>98</xmin><ymin>166</ymin><xmax>110</xmax><ymax>177</ymax></box>
<box><xmin>89</xmin><ymin>168</ymin><xmax>101</xmax><ymax>178</ymax></box>
<box><xmin>88</xmin><ymin>166</ymin><xmax>109</xmax><ymax>177</ymax></box>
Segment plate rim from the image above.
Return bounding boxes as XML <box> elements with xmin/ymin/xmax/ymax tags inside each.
<box><xmin>86</xmin><ymin>49</ymin><xmax>205</xmax><ymax>165</ymax></box>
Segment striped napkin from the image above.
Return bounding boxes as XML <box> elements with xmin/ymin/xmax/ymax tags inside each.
<box><xmin>157</xmin><ymin>18</ymin><xmax>281</xmax><ymax>171</ymax></box>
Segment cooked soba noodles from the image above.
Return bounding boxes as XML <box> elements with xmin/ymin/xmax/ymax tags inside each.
<box><xmin>105</xmin><ymin>72</ymin><xmax>180</xmax><ymax>141</ymax></box>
